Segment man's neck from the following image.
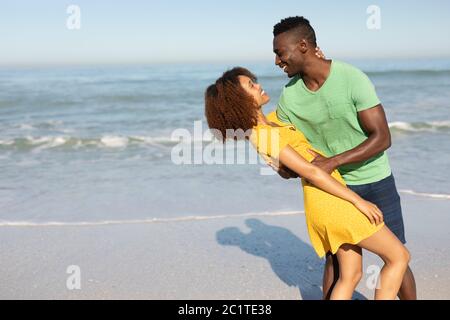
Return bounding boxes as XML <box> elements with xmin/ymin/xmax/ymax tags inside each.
<box><xmin>300</xmin><ymin>58</ymin><xmax>332</xmax><ymax>92</ymax></box>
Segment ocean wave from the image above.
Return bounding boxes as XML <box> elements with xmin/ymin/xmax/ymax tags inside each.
<box><xmin>1</xmin><ymin>120</ymin><xmax>448</xmax><ymax>152</ymax></box>
<box><xmin>399</xmin><ymin>189</ymin><xmax>450</xmax><ymax>199</ymax></box>
<box><xmin>0</xmin><ymin>134</ymin><xmax>219</xmax><ymax>151</ymax></box>
<box><xmin>12</xmin><ymin>120</ymin><xmax>74</xmax><ymax>134</ymax></box>
<box><xmin>248</xmin><ymin>69</ymin><xmax>450</xmax><ymax>81</ymax></box>
<box><xmin>365</xmin><ymin>69</ymin><xmax>450</xmax><ymax>76</ymax></box>
<box><xmin>16</xmin><ymin>120</ymin><xmax>65</xmax><ymax>130</ymax></box>
<box><xmin>0</xmin><ymin>210</ymin><xmax>303</xmax><ymax>227</ymax></box>
<box><xmin>389</xmin><ymin>120</ymin><xmax>450</xmax><ymax>133</ymax></box>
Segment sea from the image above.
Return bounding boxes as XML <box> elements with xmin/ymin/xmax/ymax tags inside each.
<box><xmin>1</xmin><ymin>59</ymin><xmax>449</xmax><ymax>225</ymax></box>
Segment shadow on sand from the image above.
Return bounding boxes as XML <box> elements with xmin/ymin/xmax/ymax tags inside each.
<box><xmin>216</xmin><ymin>218</ymin><xmax>367</xmax><ymax>300</ymax></box>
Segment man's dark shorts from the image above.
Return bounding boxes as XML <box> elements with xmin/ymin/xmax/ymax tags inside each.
<box><xmin>347</xmin><ymin>173</ymin><xmax>406</xmax><ymax>244</ymax></box>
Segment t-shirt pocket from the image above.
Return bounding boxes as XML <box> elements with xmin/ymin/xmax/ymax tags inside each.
<box><xmin>326</xmin><ymin>98</ymin><xmax>353</xmax><ymax>119</ymax></box>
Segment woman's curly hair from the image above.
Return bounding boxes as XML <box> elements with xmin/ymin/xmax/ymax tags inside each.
<box><xmin>204</xmin><ymin>67</ymin><xmax>259</xmax><ymax>142</ymax></box>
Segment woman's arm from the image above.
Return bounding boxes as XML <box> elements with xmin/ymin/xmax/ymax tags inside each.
<box><xmin>278</xmin><ymin>145</ymin><xmax>383</xmax><ymax>225</ymax></box>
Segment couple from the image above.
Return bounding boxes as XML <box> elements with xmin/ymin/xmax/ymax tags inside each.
<box><xmin>204</xmin><ymin>16</ymin><xmax>416</xmax><ymax>300</ymax></box>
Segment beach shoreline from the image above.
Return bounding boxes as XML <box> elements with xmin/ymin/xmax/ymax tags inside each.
<box><xmin>1</xmin><ymin>194</ymin><xmax>449</xmax><ymax>300</ymax></box>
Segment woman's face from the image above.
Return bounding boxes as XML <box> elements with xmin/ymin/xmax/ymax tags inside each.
<box><xmin>238</xmin><ymin>75</ymin><xmax>270</xmax><ymax>107</ymax></box>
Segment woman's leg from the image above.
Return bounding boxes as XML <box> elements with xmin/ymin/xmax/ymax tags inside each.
<box><xmin>358</xmin><ymin>226</ymin><xmax>410</xmax><ymax>300</ymax></box>
<box><xmin>329</xmin><ymin>244</ymin><xmax>363</xmax><ymax>300</ymax></box>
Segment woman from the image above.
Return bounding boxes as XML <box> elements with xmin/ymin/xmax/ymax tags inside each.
<box><xmin>204</xmin><ymin>67</ymin><xmax>410</xmax><ymax>300</ymax></box>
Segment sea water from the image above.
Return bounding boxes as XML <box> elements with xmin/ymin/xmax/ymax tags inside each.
<box><xmin>1</xmin><ymin>59</ymin><xmax>449</xmax><ymax>224</ymax></box>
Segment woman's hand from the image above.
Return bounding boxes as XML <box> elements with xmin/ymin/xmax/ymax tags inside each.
<box><xmin>353</xmin><ymin>199</ymin><xmax>384</xmax><ymax>225</ymax></box>
<box><xmin>315</xmin><ymin>47</ymin><xmax>326</xmax><ymax>59</ymax></box>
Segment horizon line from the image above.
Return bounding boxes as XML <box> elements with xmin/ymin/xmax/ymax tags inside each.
<box><xmin>1</xmin><ymin>56</ymin><xmax>450</xmax><ymax>69</ymax></box>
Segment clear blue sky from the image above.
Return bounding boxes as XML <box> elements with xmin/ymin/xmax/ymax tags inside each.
<box><xmin>1</xmin><ymin>0</ymin><xmax>450</xmax><ymax>66</ymax></box>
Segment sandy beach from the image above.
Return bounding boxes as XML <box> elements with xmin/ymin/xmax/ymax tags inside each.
<box><xmin>0</xmin><ymin>194</ymin><xmax>449</xmax><ymax>300</ymax></box>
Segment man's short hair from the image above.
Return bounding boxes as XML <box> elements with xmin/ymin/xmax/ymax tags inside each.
<box><xmin>273</xmin><ymin>16</ymin><xmax>317</xmax><ymax>47</ymax></box>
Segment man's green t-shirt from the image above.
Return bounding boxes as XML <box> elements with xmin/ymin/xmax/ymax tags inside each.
<box><xmin>276</xmin><ymin>60</ymin><xmax>391</xmax><ymax>185</ymax></box>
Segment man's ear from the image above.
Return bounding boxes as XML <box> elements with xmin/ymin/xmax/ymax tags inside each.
<box><xmin>297</xmin><ymin>39</ymin><xmax>308</xmax><ymax>53</ymax></box>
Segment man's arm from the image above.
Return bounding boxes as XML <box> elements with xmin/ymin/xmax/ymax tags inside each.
<box><xmin>309</xmin><ymin>104</ymin><xmax>391</xmax><ymax>174</ymax></box>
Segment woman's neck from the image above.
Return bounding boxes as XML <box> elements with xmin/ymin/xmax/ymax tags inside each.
<box><xmin>256</xmin><ymin>110</ymin><xmax>269</xmax><ymax>125</ymax></box>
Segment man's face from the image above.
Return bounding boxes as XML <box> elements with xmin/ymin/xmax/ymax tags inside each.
<box><xmin>273</xmin><ymin>32</ymin><xmax>303</xmax><ymax>78</ymax></box>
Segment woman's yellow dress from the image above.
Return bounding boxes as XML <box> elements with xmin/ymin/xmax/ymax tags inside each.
<box><xmin>250</xmin><ymin>112</ymin><xmax>384</xmax><ymax>258</ymax></box>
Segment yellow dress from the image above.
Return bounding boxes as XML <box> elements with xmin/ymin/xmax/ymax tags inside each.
<box><xmin>250</xmin><ymin>112</ymin><xmax>384</xmax><ymax>258</ymax></box>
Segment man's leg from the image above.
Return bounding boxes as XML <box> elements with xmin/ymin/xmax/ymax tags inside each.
<box><xmin>322</xmin><ymin>252</ymin><xmax>339</xmax><ymax>300</ymax></box>
<box><xmin>398</xmin><ymin>266</ymin><xmax>417</xmax><ymax>300</ymax></box>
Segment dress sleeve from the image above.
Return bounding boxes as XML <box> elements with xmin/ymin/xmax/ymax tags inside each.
<box><xmin>254</xmin><ymin>126</ymin><xmax>292</xmax><ymax>159</ymax></box>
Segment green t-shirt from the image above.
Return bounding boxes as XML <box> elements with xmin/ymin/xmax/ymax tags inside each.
<box><xmin>276</xmin><ymin>60</ymin><xmax>391</xmax><ymax>185</ymax></box>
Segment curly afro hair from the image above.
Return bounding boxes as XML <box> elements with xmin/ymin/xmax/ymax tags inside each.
<box><xmin>204</xmin><ymin>67</ymin><xmax>259</xmax><ymax>142</ymax></box>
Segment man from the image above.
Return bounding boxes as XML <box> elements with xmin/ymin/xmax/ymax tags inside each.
<box><xmin>270</xmin><ymin>16</ymin><xmax>416</xmax><ymax>300</ymax></box>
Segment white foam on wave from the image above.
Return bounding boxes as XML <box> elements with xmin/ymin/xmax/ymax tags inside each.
<box><xmin>0</xmin><ymin>210</ymin><xmax>303</xmax><ymax>228</ymax></box>
<box><xmin>389</xmin><ymin>122</ymin><xmax>414</xmax><ymax>131</ymax></box>
<box><xmin>389</xmin><ymin>120</ymin><xmax>450</xmax><ymax>132</ymax></box>
<box><xmin>45</xmin><ymin>136</ymin><xmax>67</xmax><ymax>148</ymax></box>
<box><xmin>0</xmin><ymin>134</ymin><xmax>176</xmax><ymax>149</ymax></box>
<box><xmin>18</xmin><ymin>124</ymin><xmax>34</xmax><ymax>130</ymax></box>
<box><xmin>44</xmin><ymin>120</ymin><xmax>64</xmax><ymax>126</ymax></box>
<box><xmin>16</xmin><ymin>120</ymin><xmax>64</xmax><ymax>130</ymax></box>
<box><xmin>25</xmin><ymin>136</ymin><xmax>69</xmax><ymax>152</ymax></box>
<box><xmin>399</xmin><ymin>189</ymin><xmax>450</xmax><ymax>199</ymax></box>
<box><xmin>0</xmin><ymin>139</ymin><xmax>14</xmax><ymax>146</ymax></box>
<box><xmin>100</xmin><ymin>136</ymin><xmax>129</xmax><ymax>148</ymax></box>
<box><xmin>26</xmin><ymin>136</ymin><xmax>52</xmax><ymax>145</ymax></box>
<box><xmin>130</xmin><ymin>135</ymin><xmax>173</xmax><ymax>149</ymax></box>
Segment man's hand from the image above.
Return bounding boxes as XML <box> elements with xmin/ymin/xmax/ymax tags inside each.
<box><xmin>308</xmin><ymin>150</ymin><xmax>339</xmax><ymax>174</ymax></box>
<box><xmin>268</xmin><ymin>162</ymin><xmax>299</xmax><ymax>179</ymax></box>
<box><xmin>314</xmin><ymin>105</ymin><xmax>391</xmax><ymax>169</ymax></box>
